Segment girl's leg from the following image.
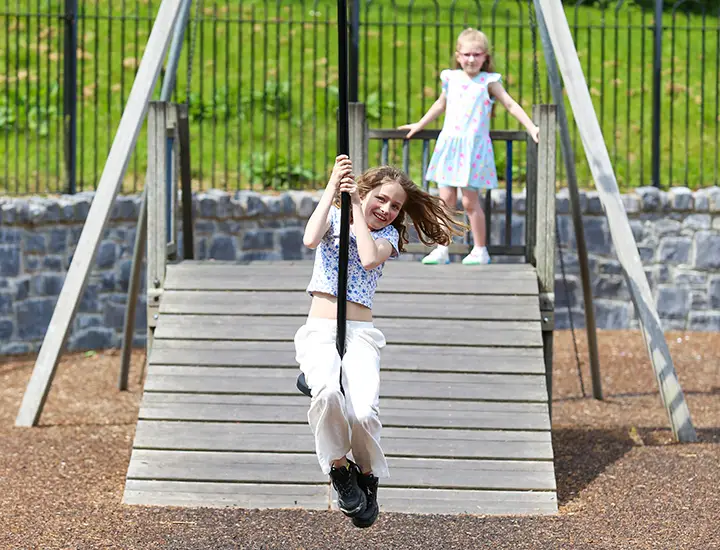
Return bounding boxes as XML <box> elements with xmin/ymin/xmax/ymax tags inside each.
<box><xmin>341</xmin><ymin>324</ymin><xmax>389</xmax><ymax>478</ymax></box>
<box><xmin>460</xmin><ymin>188</ymin><xmax>491</xmax><ymax>265</ymax></box>
<box><xmin>461</xmin><ymin>188</ymin><xmax>486</xmax><ymax>247</ymax></box>
<box><xmin>422</xmin><ymin>186</ymin><xmax>458</xmax><ymax>264</ymax></box>
<box><xmin>294</xmin><ymin>321</ymin><xmax>350</xmax><ymax>475</ymax></box>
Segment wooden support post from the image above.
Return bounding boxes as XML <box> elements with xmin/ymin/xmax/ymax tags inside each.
<box><xmin>534</xmin><ymin>0</ymin><xmax>602</xmax><ymax>400</ymax></box>
<box><xmin>349</xmin><ymin>102</ymin><xmax>368</xmax><ymax>173</ymax></box>
<box><xmin>14</xmin><ymin>0</ymin><xmax>183</xmax><ymax>427</ymax></box>
<box><xmin>534</xmin><ymin>104</ymin><xmax>557</xmax><ymax>416</ymax></box>
<box><xmin>146</xmin><ymin>102</ymin><xmax>171</xmax><ymax>352</ymax></box>
<box><xmin>536</xmin><ymin>0</ymin><xmax>696</xmax><ymax>442</ymax></box>
<box><xmin>177</xmin><ymin>104</ymin><xmax>194</xmax><ymax>260</ymax></box>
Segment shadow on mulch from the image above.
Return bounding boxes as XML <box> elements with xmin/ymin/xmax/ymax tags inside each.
<box><xmin>552</xmin><ymin>426</ymin><xmax>720</xmax><ymax>506</ymax></box>
<box><xmin>552</xmin><ymin>427</ymin><xmax>634</xmax><ymax>505</ymax></box>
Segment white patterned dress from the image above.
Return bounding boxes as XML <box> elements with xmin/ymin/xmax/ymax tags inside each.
<box><xmin>425</xmin><ymin>69</ymin><xmax>502</xmax><ymax>189</ymax></box>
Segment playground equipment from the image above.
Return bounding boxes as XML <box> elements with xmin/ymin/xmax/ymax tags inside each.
<box><xmin>14</xmin><ymin>0</ymin><xmax>696</xmax><ymax>517</ymax></box>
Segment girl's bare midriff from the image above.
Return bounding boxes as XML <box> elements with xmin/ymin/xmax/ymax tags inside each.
<box><xmin>308</xmin><ymin>292</ymin><xmax>373</xmax><ymax>322</ymax></box>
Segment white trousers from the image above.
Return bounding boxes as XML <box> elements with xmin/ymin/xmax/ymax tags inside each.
<box><xmin>294</xmin><ymin>318</ymin><xmax>389</xmax><ymax>478</ymax></box>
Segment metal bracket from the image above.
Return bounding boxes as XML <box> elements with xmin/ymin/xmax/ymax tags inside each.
<box><xmin>147</xmin><ymin>287</ymin><xmax>163</xmax><ymax>328</ymax></box>
<box><xmin>540</xmin><ymin>310</ymin><xmax>555</xmax><ymax>331</ymax></box>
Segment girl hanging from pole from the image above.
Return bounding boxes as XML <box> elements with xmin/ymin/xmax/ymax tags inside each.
<box><xmin>400</xmin><ymin>27</ymin><xmax>540</xmax><ymax>265</ymax></box>
<box><xmin>296</xmin><ymin>155</ymin><xmax>464</xmax><ymax>528</ymax></box>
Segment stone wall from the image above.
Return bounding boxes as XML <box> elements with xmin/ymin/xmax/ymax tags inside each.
<box><xmin>1</xmin><ymin>185</ymin><xmax>719</xmax><ymax>354</ymax></box>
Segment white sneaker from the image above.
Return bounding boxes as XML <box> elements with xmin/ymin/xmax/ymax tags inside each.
<box><xmin>462</xmin><ymin>246</ymin><xmax>491</xmax><ymax>265</ymax></box>
<box><xmin>421</xmin><ymin>246</ymin><xmax>450</xmax><ymax>265</ymax></box>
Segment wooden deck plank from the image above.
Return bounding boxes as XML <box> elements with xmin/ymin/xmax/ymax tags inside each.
<box><xmin>133</xmin><ymin>421</ymin><xmax>554</xmax><ymax>460</ymax></box>
<box><xmin>144</xmin><ymin>366</ymin><xmax>548</xmax><ymax>402</ymax></box>
<box><xmin>164</xmin><ymin>274</ymin><xmax>538</xmax><ymax>295</ymax></box>
<box><xmin>153</xmin><ymin>315</ymin><xmax>543</xmax><ymax>348</ymax></box>
<box><xmin>168</xmin><ymin>260</ymin><xmax>537</xmax><ymax>277</ymax></box>
<box><xmin>138</xmin><ymin>393</ymin><xmax>551</xmax><ymax>431</ymax></box>
<box><xmin>123</xmin><ymin>480</ymin><xmax>556</xmax><ymax>514</ymax></box>
<box><xmin>159</xmin><ymin>290</ymin><xmax>541</xmax><ymax>321</ymax></box>
<box><xmin>123</xmin><ymin>480</ymin><xmax>330</xmax><ymax>509</ymax></box>
<box><xmin>149</xmin><ymin>340</ymin><xmax>546</xmax><ymax>374</ymax></box>
<box><xmin>127</xmin><ymin>450</ymin><xmax>556</xmax><ymax>491</ymax></box>
<box><xmin>372</xmin><ymin>488</ymin><xmax>557</xmax><ymax>515</ymax></box>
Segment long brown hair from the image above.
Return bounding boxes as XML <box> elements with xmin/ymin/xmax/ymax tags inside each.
<box><xmin>335</xmin><ymin>166</ymin><xmax>466</xmax><ymax>252</ymax></box>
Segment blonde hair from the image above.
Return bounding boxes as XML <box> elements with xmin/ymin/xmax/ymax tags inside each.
<box><xmin>334</xmin><ymin>166</ymin><xmax>466</xmax><ymax>252</ymax></box>
<box><xmin>454</xmin><ymin>28</ymin><xmax>495</xmax><ymax>73</ymax></box>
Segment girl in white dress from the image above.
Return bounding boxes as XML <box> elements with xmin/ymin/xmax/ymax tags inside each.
<box><xmin>400</xmin><ymin>28</ymin><xmax>540</xmax><ymax>265</ymax></box>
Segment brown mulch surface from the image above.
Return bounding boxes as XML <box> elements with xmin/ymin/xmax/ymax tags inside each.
<box><xmin>1</xmin><ymin>331</ymin><xmax>719</xmax><ymax>550</ymax></box>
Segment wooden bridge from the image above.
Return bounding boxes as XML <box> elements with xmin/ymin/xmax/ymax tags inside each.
<box><xmin>121</xmin><ymin>102</ymin><xmax>559</xmax><ymax>515</ymax></box>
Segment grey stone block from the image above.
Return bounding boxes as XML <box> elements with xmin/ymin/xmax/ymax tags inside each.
<box><xmin>555</xmin><ymin>275</ymin><xmax>580</xmax><ymax>309</ymax></box>
<box><xmin>235</xmin><ymin>191</ymin><xmax>269</xmax><ymax>217</ymax></box>
<box><xmin>555</xmin><ymin>188</ymin><xmax>570</xmax><ymax>214</ymax></box>
<box><xmin>23</xmin><ymin>231</ymin><xmax>46</xmax><ymax>254</ymax></box>
<box><xmin>14</xmin><ymin>277</ymin><xmax>30</xmax><ymax>300</ymax></box>
<box><xmin>68</xmin><ymin>327</ymin><xmax>116</xmax><ymax>351</ymax></box>
<box><xmin>688</xmin><ymin>311</ymin><xmax>720</xmax><ymax>331</ymax></box>
<box><xmin>79</xmin><ymin>284</ymin><xmax>100</xmax><ymax>313</ymax></box>
<box><xmin>669</xmin><ymin>187</ymin><xmax>693</xmax><ymax>211</ymax></box>
<box><xmin>209</xmin><ymin>235</ymin><xmax>237</xmax><ymax>260</ymax></box>
<box><xmin>556</xmin><ymin>216</ymin><xmax>576</xmax><ymax>250</ymax></box>
<box><xmin>76</xmin><ymin>314</ymin><xmax>103</xmax><ymax>331</ymax></box>
<box><xmin>693</xmin><ymin>189</ymin><xmax>710</xmax><ymax>212</ymax></box>
<box><xmin>585</xmin><ymin>191</ymin><xmax>603</xmax><ymax>214</ymax></box>
<box><xmin>682</xmin><ymin>214</ymin><xmax>711</xmax><ymax>231</ymax></box>
<box><xmin>657</xmin><ymin>237</ymin><xmax>691</xmax><ymax>264</ymax></box>
<box><xmin>16</xmin><ymin>297</ymin><xmax>56</xmax><ymax>340</ymax></box>
<box><xmin>0</xmin><ymin>246</ymin><xmax>21</xmax><ymax>277</ymax></box>
<box><xmin>43</xmin><ymin>255</ymin><xmax>64</xmax><ymax>271</ymax></box>
<box><xmin>707</xmin><ymin>186</ymin><xmax>720</xmax><ymax>212</ymax></box>
<box><xmin>629</xmin><ymin>220</ymin><xmax>644</xmax><ymax>243</ymax></box>
<box><xmin>25</xmin><ymin>256</ymin><xmax>41</xmax><ymax>271</ymax></box>
<box><xmin>593</xmin><ymin>300</ymin><xmax>632</xmax><ymax>329</ymax></box>
<box><xmin>655</xmin><ymin>286</ymin><xmax>690</xmax><ymax>319</ymax></box>
<box><xmin>0</xmin><ymin>318</ymin><xmax>13</xmax><ymax>340</ymax></box>
<box><xmin>709</xmin><ymin>277</ymin><xmax>720</xmax><ymax>309</ymax></box>
<box><xmin>0</xmin><ymin>292</ymin><xmax>12</xmax><ymax>315</ymax></box>
<box><xmin>593</xmin><ymin>276</ymin><xmax>630</xmax><ymax>301</ymax></box>
<box><xmin>243</xmin><ymin>230</ymin><xmax>275</xmax><ymax>251</ymax></box>
<box><xmin>278</xmin><ymin>228</ymin><xmax>304</xmax><ymax>260</ymax></box>
<box><xmin>691</xmin><ymin>290</ymin><xmax>708</xmax><ymax>310</ymax></box>
<box><xmin>48</xmin><ymin>228</ymin><xmax>68</xmax><ymax>253</ymax></box>
<box><xmin>674</xmin><ymin>269</ymin><xmax>706</xmax><ymax>285</ymax></box>
<box><xmin>654</xmin><ymin>218</ymin><xmax>682</xmax><ymax>237</ymax></box>
<box><xmin>0</xmin><ymin>227</ymin><xmax>22</xmax><ymax>244</ymax></box>
<box><xmin>554</xmin><ymin>308</ymin><xmax>586</xmax><ymax>330</ymax></box>
<box><xmin>95</xmin><ymin>241</ymin><xmax>118</xmax><ymax>269</ymax></box>
<box><xmin>241</xmin><ymin>251</ymin><xmax>283</xmax><ymax>262</ymax></box>
<box><xmin>598</xmin><ymin>258</ymin><xmax>622</xmax><ymax>276</ymax></box>
<box><xmin>583</xmin><ymin>217</ymin><xmax>612</xmax><ymax>255</ymax></box>
<box><xmin>195</xmin><ymin>220</ymin><xmax>216</xmax><ymax>234</ymax></box>
<box><xmin>693</xmin><ymin>231</ymin><xmax>720</xmax><ymax>269</ymax></box>
<box><xmin>621</xmin><ymin>194</ymin><xmax>639</xmax><ymax>214</ymax></box>
<box><xmin>32</xmin><ymin>273</ymin><xmax>65</xmax><ymax>296</ymax></box>
<box><xmin>1</xmin><ymin>342</ymin><xmax>32</xmax><ymax>355</ymax></box>
<box><xmin>636</xmin><ymin>186</ymin><xmax>662</xmax><ymax>211</ymax></box>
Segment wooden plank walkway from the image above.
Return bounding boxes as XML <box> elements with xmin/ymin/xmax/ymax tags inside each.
<box><xmin>123</xmin><ymin>260</ymin><xmax>557</xmax><ymax>515</ymax></box>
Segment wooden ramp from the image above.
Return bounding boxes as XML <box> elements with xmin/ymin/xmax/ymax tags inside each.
<box><xmin>123</xmin><ymin>260</ymin><xmax>557</xmax><ymax>515</ymax></box>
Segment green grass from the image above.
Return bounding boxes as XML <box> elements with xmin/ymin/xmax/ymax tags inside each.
<box><xmin>1</xmin><ymin>0</ymin><xmax>719</xmax><ymax>195</ymax></box>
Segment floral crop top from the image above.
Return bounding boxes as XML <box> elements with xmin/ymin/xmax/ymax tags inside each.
<box><xmin>306</xmin><ymin>206</ymin><xmax>400</xmax><ymax>309</ymax></box>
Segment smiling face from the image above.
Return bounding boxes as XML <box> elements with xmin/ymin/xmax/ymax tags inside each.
<box><xmin>361</xmin><ymin>180</ymin><xmax>407</xmax><ymax>231</ymax></box>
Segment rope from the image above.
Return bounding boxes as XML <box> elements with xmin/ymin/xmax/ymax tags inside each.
<box><xmin>528</xmin><ymin>0</ymin><xmax>586</xmax><ymax>397</ymax></box>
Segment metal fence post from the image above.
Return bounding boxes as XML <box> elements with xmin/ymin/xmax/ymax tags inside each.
<box><xmin>63</xmin><ymin>0</ymin><xmax>78</xmax><ymax>194</ymax></box>
<box><xmin>651</xmin><ymin>0</ymin><xmax>663</xmax><ymax>188</ymax></box>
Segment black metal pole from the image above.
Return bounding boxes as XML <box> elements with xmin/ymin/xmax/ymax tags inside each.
<box><xmin>651</xmin><ymin>0</ymin><xmax>662</xmax><ymax>188</ymax></box>
<box><xmin>336</xmin><ymin>0</ymin><xmax>351</xmax><ymax>360</ymax></box>
<box><xmin>349</xmin><ymin>0</ymin><xmax>359</xmax><ymax>102</ymax></box>
<box><xmin>63</xmin><ymin>0</ymin><xmax>78</xmax><ymax>194</ymax></box>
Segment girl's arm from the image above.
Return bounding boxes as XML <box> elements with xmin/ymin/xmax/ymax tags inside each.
<box><xmin>398</xmin><ymin>91</ymin><xmax>447</xmax><ymax>139</ymax></box>
<box><xmin>303</xmin><ymin>155</ymin><xmax>352</xmax><ymax>248</ymax></box>
<box><xmin>488</xmin><ymin>82</ymin><xmax>540</xmax><ymax>143</ymax></box>
<box><xmin>351</xmin><ymin>202</ymin><xmax>395</xmax><ymax>270</ymax></box>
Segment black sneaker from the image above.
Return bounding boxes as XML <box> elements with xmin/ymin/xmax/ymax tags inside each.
<box><xmin>352</xmin><ymin>472</ymin><xmax>379</xmax><ymax>528</ymax></box>
<box><xmin>330</xmin><ymin>461</ymin><xmax>367</xmax><ymax>517</ymax></box>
